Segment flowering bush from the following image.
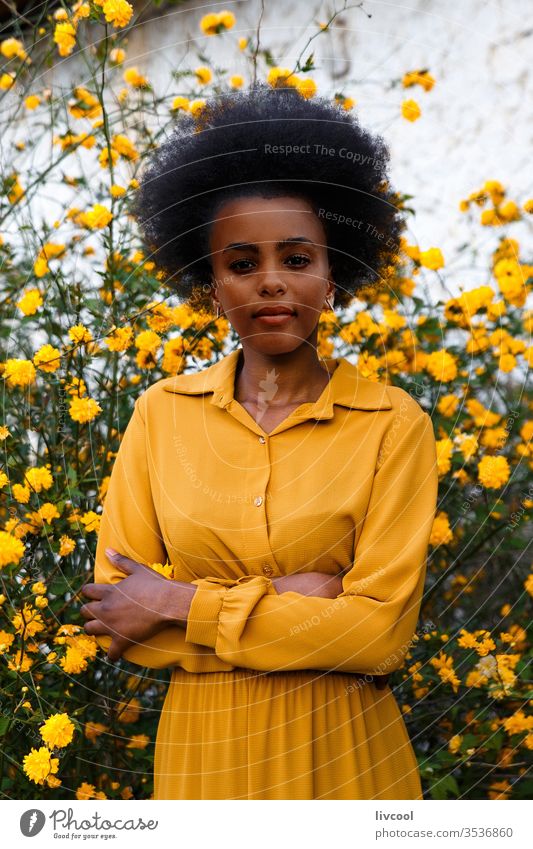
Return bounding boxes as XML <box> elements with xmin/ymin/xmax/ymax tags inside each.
<box><xmin>0</xmin><ymin>3</ymin><xmax>532</xmax><ymax>800</ymax></box>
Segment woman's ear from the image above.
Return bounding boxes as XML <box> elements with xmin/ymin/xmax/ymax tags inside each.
<box><xmin>327</xmin><ymin>275</ymin><xmax>336</xmax><ymax>305</ymax></box>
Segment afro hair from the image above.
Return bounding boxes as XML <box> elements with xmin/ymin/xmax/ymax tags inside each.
<box><xmin>131</xmin><ymin>82</ymin><xmax>406</xmax><ymax>311</ymax></box>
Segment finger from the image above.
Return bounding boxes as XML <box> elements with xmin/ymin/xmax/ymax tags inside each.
<box><xmin>83</xmin><ymin>619</ymin><xmax>110</xmax><ymax>636</ymax></box>
<box><xmin>80</xmin><ymin>583</ymin><xmax>108</xmax><ymax>599</ymax></box>
<box><xmin>79</xmin><ymin>602</ymin><xmax>99</xmax><ymax>620</ymax></box>
<box><xmin>106</xmin><ymin>637</ymin><xmax>130</xmax><ymax>663</ymax></box>
<box><xmin>105</xmin><ymin>549</ymin><xmax>138</xmax><ymax>574</ymax></box>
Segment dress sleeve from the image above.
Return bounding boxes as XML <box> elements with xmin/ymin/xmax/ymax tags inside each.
<box><xmin>184</xmin><ymin>411</ymin><xmax>439</xmax><ymax>674</ymax></box>
<box><xmin>92</xmin><ymin>391</ymin><xmax>236</xmax><ymax>672</ymax></box>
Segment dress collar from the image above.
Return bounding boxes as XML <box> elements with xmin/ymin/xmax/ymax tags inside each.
<box><xmin>162</xmin><ymin>347</ymin><xmax>392</xmax><ymax>417</ymax></box>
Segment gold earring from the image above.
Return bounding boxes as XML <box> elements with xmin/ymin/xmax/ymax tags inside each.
<box><xmin>325</xmin><ymin>297</ymin><xmax>334</xmax><ymax>311</ymax></box>
<box><xmin>215</xmin><ymin>303</ymin><xmax>221</xmax><ymax>319</ymax></box>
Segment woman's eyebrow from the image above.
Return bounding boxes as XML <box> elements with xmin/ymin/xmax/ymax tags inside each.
<box><xmin>222</xmin><ymin>236</ymin><xmax>316</xmax><ymax>253</ymax></box>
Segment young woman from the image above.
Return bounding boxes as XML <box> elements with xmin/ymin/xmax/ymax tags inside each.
<box><xmin>80</xmin><ymin>84</ymin><xmax>438</xmax><ymax>800</ymax></box>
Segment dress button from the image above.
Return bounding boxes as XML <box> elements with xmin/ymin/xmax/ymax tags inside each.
<box><xmin>254</xmin><ymin>495</ymin><xmax>263</xmax><ymax>507</ymax></box>
<box><xmin>259</xmin><ymin>436</ymin><xmax>266</xmax><ymax>444</ymax></box>
<box><xmin>262</xmin><ymin>564</ymin><xmax>274</xmax><ymax>576</ymax></box>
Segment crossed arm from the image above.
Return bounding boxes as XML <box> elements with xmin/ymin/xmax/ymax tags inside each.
<box><xmin>81</xmin><ymin>555</ymin><xmax>349</xmax><ymax>658</ymax></box>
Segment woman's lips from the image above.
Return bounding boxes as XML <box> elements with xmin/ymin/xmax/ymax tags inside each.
<box><xmin>253</xmin><ymin>313</ymin><xmax>295</xmax><ymax>325</ymax></box>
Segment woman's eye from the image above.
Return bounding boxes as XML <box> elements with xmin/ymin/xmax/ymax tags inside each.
<box><xmin>229</xmin><ymin>259</ymin><xmax>255</xmax><ymax>271</ymax></box>
<box><xmin>286</xmin><ymin>254</ymin><xmax>311</xmax><ymax>266</ymax></box>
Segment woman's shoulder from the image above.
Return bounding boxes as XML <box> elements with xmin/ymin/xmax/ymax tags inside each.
<box><xmin>340</xmin><ymin>356</ymin><xmax>430</xmax><ymax>423</ymax></box>
<box><xmin>135</xmin><ymin>354</ymin><xmax>230</xmax><ymax>412</ymax></box>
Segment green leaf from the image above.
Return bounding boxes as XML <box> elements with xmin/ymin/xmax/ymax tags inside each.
<box><xmin>429</xmin><ymin>773</ymin><xmax>459</xmax><ymax>799</ymax></box>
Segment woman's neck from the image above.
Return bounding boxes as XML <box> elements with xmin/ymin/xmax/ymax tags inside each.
<box><xmin>233</xmin><ymin>346</ymin><xmax>334</xmax><ymax>406</ymax></box>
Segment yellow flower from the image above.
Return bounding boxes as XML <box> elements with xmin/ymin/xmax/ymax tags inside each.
<box><xmin>497</xmin><ymin>352</ymin><xmax>516</xmax><ymax>372</ymax></box>
<box><xmin>116</xmin><ymin>697</ymin><xmax>142</xmax><ymax>723</ymax></box>
<box><xmin>12</xmin><ymin>483</ymin><xmax>30</xmax><ymax>503</ymax></box>
<box><xmin>69</xmin><ymin>397</ymin><xmax>102</xmax><ymax>423</ymax></box>
<box><xmin>0</xmin><ymin>531</ymin><xmax>25</xmax><ymax>567</ymax></box>
<box><xmin>0</xmin><ymin>72</ymin><xmax>15</xmax><ymax>89</ymax></box>
<box><xmin>238</xmin><ymin>37</ymin><xmax>248</xmax><ymax>51</ymax></box>
<box><xmin>429</xmin><ymin>511</ymin><xmax>453</xmax><ymax>546</ymax></box>
<box><xmin>456</xmin><ymin>433</ymin><xmax>478</xmax><ymax>460</ymax></box>
<box><xmin>497</xmin><ymin>200</ymin><xmax>520</xmax><ymax>222</ymax></box>
<box><xmin>2</xmin><ymin>359</ymin><xmax>36</xmax><ymax>388</ymax></box>
<box><xmin>105</xmin><ymin>326</ymin><xmax>134</xmax><ymax>352</ymax></box>
<box><xmin>33</xmin><ymin>344</ymin><xmax>61</xmax><ymax>373</ymax></box>
<box><xmin>59</xmin><ymin>535</ymin><xmax>76</xmax><ymax>557</ymax></box>
<box><xmin>25</xmin><ymin>466</ymin><xmax>53</xmax><ymax>492</ymax></box>
<box><xmin>295</xmin><ymin>78</ymin><xmax>317</xmax><ymax>99</ymax></box>
<box><xmin>24</xmin><ymin>94</ymin><xmax>41</xmax><ymax>110</ymax></box>
<box><xmin>110</xmin><ymin>183</ymin><xmax>126</xmax><ymax>197</ymax></box>
<box><xmin>109</xmin><ymin>47</ymin><xmax>125</xmax><ymax>63</ymax></box>
<box><xmin>12</xmin><ymin>604</ymin><xmax>45</xmax><ymax>637</ymax></box>
<box><xmin>123</xmin><ymin>66</ymin><xmax>148</xmax><ymax>87</ymax></box>
<box><xmin>102</xmin><ymin>0</ymin><xmax>133</xmax><ymax>28</ymax></box>
<box><xmin>488</xmin><ymin>779</ymin><xmax>511</xmax><ymax>800</ymax></box>
<box><xmin>430</xmin><ymin>652</ymin><xmax>461</xmax><ymax>692</ymax></box>
<box><xmin>477</xmin><ymin>454</ymin><xmax>510</xmax><ymax>488</ymax></box>
<box><xmin>82</xmin><ymin>204</ymin><xmax>113</xmax><ymax>229</ymax></box>
<box><xmin>135</xmin><ymin>329</ymin><xmax>161</xmax><ymax>352</ymax></box>
<box><xmin>1</xmin><ymin>37</ymin><xmax>27</xmax><ymax>60</ymax></box>
<box><xmin>68</xmin><ymin>323</ymin><xmax>93</xmax><ymax>345</ymax></box>
<box><xmin>195</xmin><ymin>65</ymin><xmax>212</xmax><ymax>85</ymax></box>
<box><xmin>229</xmin><ymin>75</ymin><xmax>244</xmax><ymax>89</ymax></box>
<box><xmin>435</xmin><ymin>437</ymin><xmax>453</xmax><ymax>476</ymax></box>
<box><xmin>267</xmin><ymin>67</ymin><xmax>299</xmax><ymax>88</ymax></box>
<box><xmin>425</xmin><ymin>349</ymin><xmax>458</xmax><ymax>382</ymax></box>
<box><xmin>84</xmin><ymin>721</ymin><xmax>108</xmax><ymax>742</ymax></box>
<box><xmin>76</xmin><ymin>781</ymin><xmax>96</xmax><ymax>799</ymax></box>
<box><xmin>502</xmin><ymin>710</ymin><xmax>533</xmax><ymax>736</ymax></box>
<box><xmin>17</xmin><ymin>288</ymin><xmax>44</xmax><ymax>315</ymax></box>
<box><xmin>60</xmin><ymin>645</ymin><xmax>88</xmax><ymax>674</ymax></box>
<box><xmin>448</xmin><ymin>734</ymin><xmax>462</xmax><ymax>754</ymax></box>
<box><xmin>189</xmin><ymin>98</ymin><xmax>206</xmax><ymax>116</ymax></box>
<box><xmin>23</xmin><ymin>746</ymin><xmax>59</xmax><ymax>785</ymax></box>
<box><xmin>126</xmin><ymin>733</ymin><xmax>150</xmax><ymax>749</ymax></box>
<box><xmin>200</xmin><ymin>11</ymin><xmax>235</xmax><ymax>35</ymax></box>
<box><xmin>0</xmin><ymin>630</ymin><xmax>15</xmax><ymax>652</ymax></box>
<box><xmin>112</xmin><ymin>133</ymin><xmax>138</xmax><ymax>160</ymax></box>
<box><xmin>419</xmin><ymin>247</ymin><xmax>444</xmax><ymax>270</ymax></box>
<box><xmin>437</xmin><ymin>394</ymin><xmax>459</xmax><ymax>417</ymax></box>
<box><xmin>150</xmin><ymin>561</ymin><xmax>173</xmax><ymax>579</ymax></box>
<box><xmin>36</xmin><ymin>503</ymin><xmax>60</xmax><ymax>524</ymax></box>
<box><xmin>402</xmin><ymin>70</ymin><xmax>435</xmax><ymax>91</ymax></box>
<box><xmin>54</xmin><ymin>22</ymin><xmax>77</xmax><ymax>57</ymax></box>
<box><xmin>401</xmin><ymin>99</ymin><xmax>421</xmax><ymax>121</ymax></box>
<box><xmin>40</xmin><ymin>713</ymin><xmax>75</xmax><ymax>749</ymax></box>
<box><xmin>79</xmin><ymin>510</ymin><xmax>101</xmax><ymax>533</ymax></box>
<box><xmin>171</xmin><ymin>96</ymin><xmax>189</xmax><ymax>112</ymax></box>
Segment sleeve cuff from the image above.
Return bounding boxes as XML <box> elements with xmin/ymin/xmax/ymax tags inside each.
<box><xmin>185</xmin><ymin>579</ymin><xmax>228</xmax><ymax>648</ymax></box>
<box><xmin>185</xmin><ymin>575</ymin><xmax>276</xmax><ymax>649</ymax></box>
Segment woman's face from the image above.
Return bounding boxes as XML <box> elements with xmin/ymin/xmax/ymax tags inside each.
<box><xmin>208</xmin><ymin>194</ymin><xmax>335</xmax><ymax>356</ymax></box>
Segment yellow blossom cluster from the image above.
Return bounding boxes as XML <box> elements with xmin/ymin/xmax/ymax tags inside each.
<box><xmin>459</xmin><ymin>180</ymin><xmax>525</xmax><ymax>226</ymax></box>
<box><xmin>266</xmin><ymin>67</ymin><xmax>318</xmax><ymax>99</ymax></box>
<box><xmin>199</xmin><ymin>10</ymin><xmax>236</xmax><ymax>36</ymax></box>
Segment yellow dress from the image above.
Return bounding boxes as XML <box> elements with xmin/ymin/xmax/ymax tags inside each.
<box><xmin>93</xmin><ymin>346</ymin><xmax>439</xmax><ymax>799</ymax></box>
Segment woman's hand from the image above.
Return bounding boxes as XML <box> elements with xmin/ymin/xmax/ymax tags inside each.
<box><xmin>272</xmin><ymin>571</ymin><xmax>391</xmax><ymax>691</ymax></box>
<box><xmin>80</xmin><ymin>548</ymin><xmax>182</xmax><ymax>663</ymax></box>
